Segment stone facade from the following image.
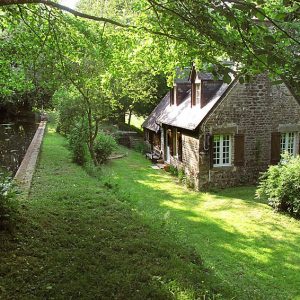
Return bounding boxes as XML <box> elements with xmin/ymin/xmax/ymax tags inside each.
<box><xmin>198</xmin><ymin>74</ymin><xmax>300</xmax><ymax>189</ymax></box>
<box><xmin>144</xmin><ymin>73</ymin><xmax>300</xmax><ymax>190</ymax></box>
<box><xmin>181</xmin><ymin>132</ymin><xmax>199</xmax><ymax>188</ymax></box>
<box><xmin>160</xmin><ymin>126</ymin><xmax>199</xmax><ymax>188</ymax></box>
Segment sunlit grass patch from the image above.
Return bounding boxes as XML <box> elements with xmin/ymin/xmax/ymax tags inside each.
<box><xmin>100</xmin><ymin>147</ymin><xmax>300</xmax><ymax>300</ymax></box>
<box><xmin>0</xmin><ymin>128</ymin><xmax>231</xmax><ymax>300</ymax></box>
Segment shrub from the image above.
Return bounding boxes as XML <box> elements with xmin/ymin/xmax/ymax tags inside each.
<box><xmin>169</xmin><ymin>165</ymin><xmax>178</xmax><ymax>176</ymax></box>
<box><xmin>53</xmin><ymin>87</ymin><xmax>85</xmax><ymax>135</ymax></box>
<box><xmin>186</xmin><ymin>177</ymin><xmax>195</xmax><ymax>189</ymax></box>
<box><xmin>68</xmin><ymin>123</ymin><xmax>88</xmax><ymax>166</ymax></box>
<box><xmin>0</xmin><ymin>173</ymin><xmax>18</xmax><ymax>230</ymax></box>
<box><xmin>178</xmin><ymin>168</ymin><xmax>186</xmax><ymax>183</ymax></box>
<box><xmin>94</xmin><ymin>132</ymin><xmax>117</xmax><ymax>164</ymax></box>
<box><xmin>133</xmin><ymin>141</ymin><xmax>148</xmax><ymax>154</ymax></box>
<box><xmin>256</xmin><ymin>154</ymin><xmax>300</xmax><ymax>218</ymax></box>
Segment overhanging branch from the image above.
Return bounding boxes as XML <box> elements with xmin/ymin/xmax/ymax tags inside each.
<box><xmin>0</xmin><ymin>0</ymin><xmax>185</xmax><ymax>41</ymax></box>
<box><xmin>0</xmin><ymin>0</ymin><xmax>130</xmax><ymax>27</ymax></box>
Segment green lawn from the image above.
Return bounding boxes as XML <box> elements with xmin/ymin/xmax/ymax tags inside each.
<box><xmin>0</xmin><ymin>128</ymin><xmax>232</xmax><ymax>299</ymax></box>
<box><xmin>1</xmin><ymin>128</ymin><xmax>300</xmax><ymax>299</ymax></box>
<box><xmin>100</xmin><ymin>148</ymin><xmax>300</xmax><ymax>300</ymax></box>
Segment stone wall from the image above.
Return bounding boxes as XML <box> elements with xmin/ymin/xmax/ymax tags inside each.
<box><xmin>182</xmin><ymin>132</ymin><xmax>199</xmax><ymax>189</ymax></box>
<box><xmin>198</xmin><ymin>74</ymin><xmax>300</xmax><ymax>189</ymax></box>
<box><xmin>14</xmin><ymin>121</ymin><xmax>47</xmax><ymax>199</ymax></box>
<box><xmin>168</xmin><ymin>129</ymin><xmax>199</xmax><ymax>189</ymax></box>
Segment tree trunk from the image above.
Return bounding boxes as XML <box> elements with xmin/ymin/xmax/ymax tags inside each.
<box><xmin>86</xmin><ymin>105</ymin><xmax>98</xmax><ymax>166</ymax></box>
<box><xmin>128</xmin><ymin>109</ymin><xmax>133</xmax><ymax>126</ymax></box>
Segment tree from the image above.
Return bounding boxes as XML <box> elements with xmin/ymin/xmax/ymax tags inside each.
<box><xmin>142</xmin><ymin>0</ymin><xmax>300</xmax><ymax>98</ymax></box>
<box><xmin>1</xmin><ymin>0</ymin><xmax>299</xmax><ymax>111</ymax></box>
<box><xmin>2</xmin><ymin>0</ymin><xmax>298</xmax><ymax>99</ymax></box>
<box><xmin>0</xmin><ymin>4</ymin><xmax>66</xmax><ymax>113</ymax></box>
<box><xmin>48</xmin><ymin>14</ymin><xmax>114</xmax><ymax>165</ymax></box>
<box><xmin>77</xmin><ymin>0</ymin><xmax>170</xmax><ymax>124</ymax></box>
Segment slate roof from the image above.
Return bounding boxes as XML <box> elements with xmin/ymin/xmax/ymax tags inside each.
<box><xmin>157</xmin><ymin>83</ymin><xmax>230</xmax><ymax>130</ymax></box>
<box><xmin>142</xmin><ymin>93</ymin><xmax>170</xmax><ymax>133</ymax></box>
<box><xmin>143</xmin><ymin>67</ymin><xmax>237</xmax><ymax>132</ymax></box>
<box><xmin>196</xmin><ymin>72</ymin><xmax>216</xmax><ymax>80</ymax></box>
<box><xmin>143</xmin><ymin>79</ymin><xmax>236</xmax><ymax>131</ymax></box>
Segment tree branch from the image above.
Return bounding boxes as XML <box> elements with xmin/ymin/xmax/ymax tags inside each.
<box><xmin>1</xmin><ymin>0</ymin><xmax>130</xmax><ymax>27</ymax></box>
<box><xmin>0</xmin><ymin>0</ymin><xmax>185</xmax><ymax>41</ymax></box>
<box><xmin>226</xmin><ymin>0</ymin><xmax>300</xmax><ymax>45</ymax></box>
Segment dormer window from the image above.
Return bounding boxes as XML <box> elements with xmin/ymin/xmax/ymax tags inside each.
<box><xmin>196</xmin><ymin>84</ymin><xmax>201</xmax><ymax>105</ymax></box>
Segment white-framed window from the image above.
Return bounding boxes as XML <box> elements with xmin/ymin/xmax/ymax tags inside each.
<box><xmin>213</xmin><ymin>135</ymin><xmax>231</xmax><ymax>166</ymax></box>
<box><xmin>280</xmin><ymin>132</ymin><xmax>296</xmax><ymax>155</ymax></box>
<box><xmin>196</xmin><ymin>83</ymin><xmax>201</xmax><ymax>105</ymax></box>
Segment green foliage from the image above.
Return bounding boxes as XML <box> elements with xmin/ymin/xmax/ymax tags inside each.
<box><xmin>256</xmin><ymin>154</ymin><xmax>300</xmax><ymax>218</ymax></box>
<box><xmin>177</xmin><ymin>167</ymin><xmax>185</xmax><ymax>183</ymax></box>
<box><xmin>145</xmin><ymin>0</ymin><xmax>300</xmax><ymax>98</ymax></box>
<box><xmin>1</xmin><ymin>129</ymin><xmax>229</xmax><ymax>300</ymax></box>
<box><xmin>43</xmin><ymin>109</ymin><xmax>59</xmax><ymax>125</ymax></box>
<box><xmin>1</xmin><ymin>0</ymin><xmax>299</xmax><ymax>110</ymax></box>
<box><xmin>169</xmin><ymin>165</ymin><xmax>178</xmax><ymax>176</ymax></box>
<box><xmin>186</xmin><ymin>177</ymin><xmax>195</xmax><ymax>190</ymax></box>
<box><xmin>94</xmin><ymin>132</ymin><xmax>117</xmax><ymax>164</ymax></box>
<box><xmin>0</xmin><ymin>5</ymin><xmax>62</xmax><ymax>111</ymax></box>
<box><xmin>68</xmin><ymin>123</ymin><xmax>89</xmax><ymax>166</ymax></box>
<box><xmin>53</xmin><ymin>87</ymin><xmax>85</xmax><ymax>135</ymax></box>
<box><xmin>0</xmin><ymin>172</ymin><xmax>18</xmax><ymax>230</ymax></box>
<box><xmin>132</xmin><ymin>141</ymin><xmax>148</xmax><ymax>154</ymax></box>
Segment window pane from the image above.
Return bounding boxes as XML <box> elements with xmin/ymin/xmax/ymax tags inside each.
<box><xmin>213</xmin><ymin>135</ymin><xmax>220</xmax><ymax>164</ymax></box>
<box><xmin>213</xmin><ymin>135</ymin><xmax>231</xmax><ymax>166</ymax></box>
<box><xmin>280</xmin><ymin>134</ymin><xmax>285</xmax><ymax>153</ymax></box>
<box><xmin>287</xmin><ymin>133</ymin><xmax>294</xmax><ymax>154</ymax></box>
<box><xmin>281</xmin><ymin>132</ymin><xmax>295</xmax><ymax>155</ymax></box>
<box><xmin>223</xmin><ymin>135</ymin><xmax>230</xmax><ymax>164</ymax></box>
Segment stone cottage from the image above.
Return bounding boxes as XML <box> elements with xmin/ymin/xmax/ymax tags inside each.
<box><xmin>142</xmin><ymin>65</ymin><xmax>300</xmax><ymax>189</ymax></box>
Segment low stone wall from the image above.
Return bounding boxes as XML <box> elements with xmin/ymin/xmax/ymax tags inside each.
<box><xmin>117</xmin><ymin>131</ymin><xmax>143</xmax><ymax>148</ymax></box>
<box><xmin>14</xmin><ymin>121</ymin><xmax>47</xmax><ymax>198</ymax></box>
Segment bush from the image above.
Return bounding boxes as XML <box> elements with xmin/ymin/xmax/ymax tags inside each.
<box><xmin>178</xmin><ymin>168</ymin><xmax>186</xmax><ymax>183</ymax></box>
<box><xmin>0</xmin><ymin>173</ymin><xmax>18</xmax><ymax>230</ymax></box>
<box><xmin>133</xmin><ymin>141</ymin><xmax>148</xmax><ymax>154</ymax></box>
<box><xmin>68</xmin><ymin>123</ymin><xmax>88</xmax><ymax>166</ymax></box>
<box><xmin>169</xmin><ymin>165</ymin><xmax>178</xmax><ymax>176</ymax></box>
<box><xmin>94</xmin><ymin>132</ymin><xmax>117</xmax><ymax>164</ymax></box>
<box><xmin>186</xmin><ymin>177</ymin><xmax>195</xmax><ymax>189</ymax></box>
<box><xmin>256</xmin><ymin>154</ymin><xmax>300</xmax><ymax>218</ymax></box>
<box><xmin>53</xmin><ymin>87</ymin><xmax>85</xmax><ymax>135</ymax></box>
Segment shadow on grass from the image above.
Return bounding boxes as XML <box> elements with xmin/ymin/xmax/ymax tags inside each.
<box><xmin>101</xmin><ymin>149</ymin><xmax>300</xmax><ymax>300</ymax></box>
<box><xmin>0</xmin><ymin>130</ymin><xmax>233</xmax><ymax>300</ymax></box>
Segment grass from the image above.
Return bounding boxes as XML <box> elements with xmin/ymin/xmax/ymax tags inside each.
<box><xmin>0</xmin><ymin>127</ymin><xmax>232</xmax><ymax>299</ymax></box>
<box><xmin>99</xmin><ymin>148</ymin><xmax>300</xmax><ymax>300</ymax></box>
<box><xmin>125</xmin><ymin>114</ymin><xmax>145</xmax><ymax>129</ymax></box>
